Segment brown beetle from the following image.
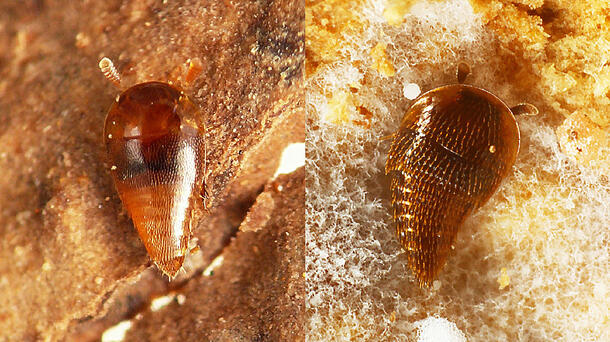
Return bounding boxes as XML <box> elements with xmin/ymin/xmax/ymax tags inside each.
<box><xmin>100</xmin><ymin>58</ymin><xmax>206</xmax><ymax>278</ymax></box>
<box><xmin>385</xmin><ymin>63</ymin><xmax>536</xmax><ymax>287</ymax></box>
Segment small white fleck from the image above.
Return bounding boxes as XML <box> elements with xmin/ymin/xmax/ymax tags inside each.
<box><xmin>489</xmin><ymin>145</ymin><xmax>496</xmax><ymax>153</ymax></box>
<box><xmin>273</xmin><ymin>143</ymin><xmax>305</xmax><ymax>179</ymax></box>
<box><xmin>403</xmin><ymin>82</ymin><xmax>421</xmax><ymax>100</ymax></box>
<box><xmin>101</xmin><ymin>320</ymin><xmax>132</xmax><ymax>342</ymax></box>
<box><xmin>432</xmin><ymin>280</ymin><xmax>441</xmax><ymax>290</ymax></box>
<box><xmin>14</xmin><ymin>246</ymin><xmax>25</xmax><ymax>256</ymax></box>
<box><xmin>110</xmin><ymin>165</ymin><xmax>117</xmax><ymax>170</ymax></box>
<box><xmin>42</xmin><ymin>261</ymin><xmax>52</xmax><ymax>271</ymax></box>
<box><xmin>203</xmin><ymin>255</ymin><xmax>224</xmax><ymax>276</ymax></box>
<box><xmin>414</xmin><ymin>316</ymin><xmax>466</xmax><ymax>342</ymax></box>
<box><xmin>150</xmin><ymin>294</ymin><xmax>175</xmax><ymax>312</ymax></box>
<box><xmin>107</xmin><ymin>134</ymin><xmax>113</xmax><ymax>139</ymax></box>
<box><xmin>176</xmin><ymin>294</ymin><xmax>186</xmax><ymax>305</ymax></box>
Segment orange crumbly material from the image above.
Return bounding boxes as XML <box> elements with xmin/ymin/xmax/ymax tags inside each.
<box><xmin>370</xmin><ymin>43</ymin><xmax>396</xmax><ymax>77</ymax></box>
<box><xmin>470</xmin><ymin>0</ymin><xmax>610</xmax><ymax>130</ymax></box>
<box><xmin>556</xmin><ymin>111</ymin><xmax>610</xmax><ymax>171</ymax></box>
<box><xmin>324</xmin><ymin>89</ymin><xmax>373</xmax><ymax>127</ymax></box>
<box><xmin>307</xmin><ymin>0</ymin><xmax>608</xmax><ymax>341</ymax></box>
<box><xmin>497</xmin><ymin>267</ymin><xmax>510</xmax><ymax>290</ymax></box>
<box><xmin>383</xmin><ymin>0</ymin><xmax>418</xmax><ymax>26</ymax></box>
<box><xmin>305</xmin><ymin>0</ymin><xmax>365</xmax><ymax>76</ymax></box>
<box><xmin>325</xmin><ymin>91</ymin><xmax>356</xmax><ymax>124</ymax></box>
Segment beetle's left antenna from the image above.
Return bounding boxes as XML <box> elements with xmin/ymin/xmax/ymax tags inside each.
<box><xmin>457</xmin><ymin>61</ymin><xmax>471</xmax><ymax>84</ymax></box>
<box><xmin>99</xmin><ymin>57</ymin><xmax>121</xmax><ymax>88</ymax></box>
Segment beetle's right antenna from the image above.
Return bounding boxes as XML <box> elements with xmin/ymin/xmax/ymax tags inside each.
<box><xmin>184</xmin><ymin>57</ymin><xmax>203</xmax><ymax>85</ymax></box>
<box><xmin>457</xmin><ymin>61</ymin><xmax>471</xmax><ymax>84</ymax></box>
<box><xmin>511</xmin><ymin>103</ymin><xmax>539</xmax><ymax>116</ymax></box>
<box><xmin>99</xmin><ymin>57</ymin><xmax>122</xmax><ymax>88</ymax></box>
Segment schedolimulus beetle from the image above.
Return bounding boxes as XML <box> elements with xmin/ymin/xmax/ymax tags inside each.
<box><xmin>100</xmin><ymin>57</ymin><xmax>206</xmax><ymax>278</ymax></box>
<box><xmin>385</xmin><ymin>63</ymin><xmax>537</xmax><ymax>287</ymax></box>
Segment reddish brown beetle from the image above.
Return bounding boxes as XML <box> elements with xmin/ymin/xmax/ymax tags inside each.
<box><xmin>100</xmin><ymin>58</ymin><xmax>206</xmax><ymax>278</ymax></box>
<box><xmin>385</xmin><ymin>63</ymin><xmax>537</xmax><ymax>287</ymax></box>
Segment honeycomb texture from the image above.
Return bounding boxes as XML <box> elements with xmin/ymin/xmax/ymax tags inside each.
<box><xmin>306</xmin><ymin>0</ymin><xmax>609</xmax><ymax>340</ymax></box>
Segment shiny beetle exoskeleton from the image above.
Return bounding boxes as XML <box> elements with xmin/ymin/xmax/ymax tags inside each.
<box><xmin>385</xmin><ymin>63</ymin><xmax>537</xmax><ymax>287</ymax></box>
<box><xmin>101</xmin><ymin>58</ymin><xmax>206</xmax><ymax>278</ymax></box>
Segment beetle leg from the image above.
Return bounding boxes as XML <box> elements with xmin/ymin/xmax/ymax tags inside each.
<box><xmin>380</xmin><ymin>133</ymin><xmax>395</xmax><ymax>141</ymax></box>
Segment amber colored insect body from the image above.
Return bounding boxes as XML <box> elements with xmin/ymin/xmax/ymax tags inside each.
<box><xmin>104</xmin><ymin>82</ymin><xmax>205</xmax><ymax>277</ymax></box>
<box><xmin>385</xmin><ymin>84</ymin><xmax>520</xmax><ymax>287</ymax></box>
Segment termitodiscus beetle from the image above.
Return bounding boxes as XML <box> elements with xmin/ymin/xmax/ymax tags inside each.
<box><xmin>385</xmin><ymin>63</ymin><xmax>537</xmax><ymax>287</ymax></box>
<box><xmin>100</xmin><ymin>57</ymin><xmax>206</xmax><ymax>278</ymax></box>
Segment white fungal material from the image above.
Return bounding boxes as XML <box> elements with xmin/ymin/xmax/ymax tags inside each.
<box><xmin>306</xmin><ymin>0</ymin><xmax>609</xmax><ymax>341</ymax></box>
<box><xmin>415</xmin><ymin>316</ymin><xmax>466</xmax><ymax>342</ymax></box>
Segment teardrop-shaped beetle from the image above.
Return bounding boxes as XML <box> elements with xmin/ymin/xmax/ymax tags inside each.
<box><xmin>385</xmin><ymin>63</ymin><xmax>537</xmax><ymax>287</ymax></box>
<box><xmin>100</xmin><ymin>58</ymin><xmax>206</xmax><ymax>278</ymax></box>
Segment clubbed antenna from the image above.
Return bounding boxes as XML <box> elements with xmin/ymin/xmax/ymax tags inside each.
<box><xmin>457</xmin><ymin>61</ymin><xmax>471</xmax><ymax>84</ymax></box>
<box><xmin>184</xmin><ymin>57</ymin><xmax>203</xmax><ymax>84</ymax></box>
<box><xmin>99</xmin><ymin>57</ymin><xmax>121</xmax><ymax>88</ymax></box>
<box><xmin>511</xmin><ymin>103</ymin><xmax>539</xmax><ymax>116</ymax></box>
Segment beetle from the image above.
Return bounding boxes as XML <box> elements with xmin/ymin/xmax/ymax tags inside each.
<box><xmin>385</xmin><ymin>62</ymin><xmax>537</xmax><ymax>287</ymax></box>
<box><xmin>100</xmin><ymin>58</ymin><xmax>206</xmax><ymax>278</ymax></box>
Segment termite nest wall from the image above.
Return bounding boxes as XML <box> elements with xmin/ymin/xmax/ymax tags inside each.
<box><xmin>0</xmin><ymin>0</ymin><xmax>304</xmax><ymax>340</ymax></box>
<box><xmin>306</xmin><ymin>0</ymin><xmax>608</xmax><ymax>340</ymax></box>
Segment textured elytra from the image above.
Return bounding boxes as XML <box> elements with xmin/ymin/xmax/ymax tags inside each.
<box><xmin>104</xmin><ymin>82</ymin><xmax>206</xmax><ymax>277</ymax></box>
<box><xmin>386</xmin><ymin>84</ymin><xmax>519</xmax><ymax>287</ymax></box>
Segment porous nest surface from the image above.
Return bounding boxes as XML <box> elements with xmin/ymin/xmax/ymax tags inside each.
<box><xmin>0</xmin><ymin>0</ymin><xmax>304</xmax><ymax>340</ymax></box>
<box><xmin>306</xmin><ymin>0</ymin><xmax>609</xmax><ymax>340</ymax></box>
<box><xmin>126</xmin><ymin>168</ymin><xmax>305</xmax><ymax>341</ymax></box>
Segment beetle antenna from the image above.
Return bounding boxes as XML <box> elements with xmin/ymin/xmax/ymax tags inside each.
<box><xmin>457</xmin><ymin>61</ymin><xmax>470</xmax><ymax>84</ymax></box>
<box><xmin>511</xmin><ymin>103</ymin><xmax>538</xmax><ymax>116</ymax></box>
<box><xmin>184</xmin><ymin>57</ymin><xmax>203</xmax><ymax>85</ymax></box>
<box><xmin>99</xmin><ymin>57</ymin><xmax>122</xmax><ymax>88</ymax></box>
